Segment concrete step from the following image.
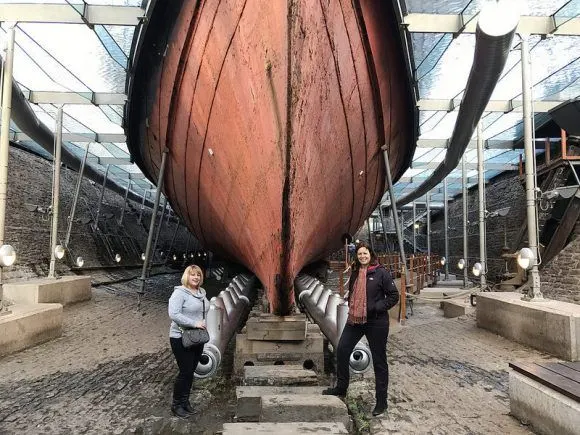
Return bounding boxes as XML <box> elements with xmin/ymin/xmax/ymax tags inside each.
<box><xmin>433</xmin><ymin>279</ymin><xmax>465</xmax><ymax>288</ymax></box>
<box><xmin>419</xmin><ymin>287</ymin><xmax>468</xmax><ymax>299</ymax></box>
<box><xmin>0</xmin><ymin>303</ymin><xmax>63</xmax><ymax>357</ymax></box>
<box><xmin>236</xmin><ymin>386</ymin><xmax>326</xmax><ymax>421</ymax></box>
<box><xmin>442</xmin><ymin>299</ymin><xmax>475</xmax><ymax>318</ymax></box>
<box><xmin>243</xmin><ymin>365</ymin><xmax>318</xmax><ymax>387</ymax></box>
<box><xmin>260</xmin><ymin>394</ymin><xmax>349</xmax><ymax>428</ymax></box>
<box><xmin>223</xmin><ymin>422</ymin><xmax>349</xmax><ymax>434</ymax></box>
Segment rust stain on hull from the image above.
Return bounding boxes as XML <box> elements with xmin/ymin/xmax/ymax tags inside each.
<box><xmin>127</xmin><ymin>0</ymin><xmax>415</xmax><ymax>315</ymax></box>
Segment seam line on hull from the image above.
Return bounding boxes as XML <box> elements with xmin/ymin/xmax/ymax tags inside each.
<box><xmin>337</xmin><ymin>0</ymin><xmax>370</xmax><ymax>230</ymax></box>
<box><xmin>318</xmin><ymin>0</ymin><xmax>356</xmax><ymax>236</ymax></box>
<box><xmin>195</xmin><ymin>0</ymin><xmax>249</xmax><ymax>247</ymax></box>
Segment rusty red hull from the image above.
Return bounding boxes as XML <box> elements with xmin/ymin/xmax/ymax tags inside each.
<box><xmin>126</xmin><ymin>0</ymin><xmax>415</xmax><ymax>315</ymax></box>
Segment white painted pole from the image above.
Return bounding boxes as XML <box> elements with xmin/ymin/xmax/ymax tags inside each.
<box><xmin>48</xmin><ymin>107</ymin><xmax>63</xmax><ymax>278</ymax></box>
<box><xmin>521</xmin><ymin>35</ymin><xmax>543</xmax><ymax>300</ymax></box>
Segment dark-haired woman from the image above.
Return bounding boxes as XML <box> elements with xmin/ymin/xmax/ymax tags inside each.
<box><xmin>323</xmin><ymin>242</ymin><xmax>399</xmax><ymax>417</ymax></box>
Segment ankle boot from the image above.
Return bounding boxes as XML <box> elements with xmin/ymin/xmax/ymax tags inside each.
<box><xmin>171</xmin><ymin>398</ymin><xmax>190</xmax><ymax>419</ymax></box>
<box><xmin>372</xmin><ymin>400</ymin><xmax>387</xmax><ymax>417</ymax></box>
<box><xmin>182</xmin><ymin>398</ymin><xmax>194</xmax><ymax>415</ymax></box>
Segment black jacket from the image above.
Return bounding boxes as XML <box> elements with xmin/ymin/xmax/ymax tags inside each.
<box><xmin>348</xmin><ymin>264</ymin><xmax>400</xmax><ymax>317</ymax></box>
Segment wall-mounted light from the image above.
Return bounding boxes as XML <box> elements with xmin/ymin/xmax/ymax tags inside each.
<box><xmin>0</xmin><ymin>244</ymin><xmax>16</xmax><ymax>267</ymax></box>
<box><xmin>457</xmin><ymin>258</ymin><xmax>465</xmax><ymax>270</ymax></box>
<box><xmin>172</xmin><ymin>254</ymin><xmax>177</xmax><ymax>261</ymax></box>
<box><xmin>54</xmin><ymin>245</ymin><xmax>65</xmax><ymax>260</ymax></box>
<box><xmin>517</xmin><ymin>247</ymin><xmax>535</xmax><ymax>270</ymax></box>
<box><xmin>414</xmin><ymin>223</ymin><xmax>420</xmax><ymax>229</ymax></box>
<box><xmin>76</xmin><ymin>257</ymin><xmax>84</xmax><ymax>267</ymax></box>
<box><xmin>440</xmin><ymin>256</ymin><xmax>446</xmax><ymax>266</ymax></box>
<box><xmin>472</xmin><ymin>262</ymin><xmax>483</xmax><ymax>277</ymax></box>
<box><xmin>141</xmin><ymin>253</ymin><xmax>146</xmax><ymax>261</ymax></box>
<box><xmin>115</xmin><ymin>254</ymin><xmax>121</xmax><ymax>263</ymax></box>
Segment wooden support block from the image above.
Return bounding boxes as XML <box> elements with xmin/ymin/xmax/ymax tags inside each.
<box><xmin>246</xmin><ymin>315</ymin><xmax>307</xmax><ymax>341</ymax></box>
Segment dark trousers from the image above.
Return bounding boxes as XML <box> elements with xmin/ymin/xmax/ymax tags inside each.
<box><xmin>336</xmin><ymin>317</ymin><xmax>389</xmax><ymax>402</ymax></box>
<box><xmin>170</xmin><ymin>337</ymin><xmax>204</xmax><ymax>404</ymax></box>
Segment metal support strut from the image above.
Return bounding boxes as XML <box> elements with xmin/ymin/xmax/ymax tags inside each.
<box><xmin>92</xmin><ymin>164</ymin><xmax>110</xmax><ymax>231</ymax></box>
<box><xmin>444</xmin><ymin>178</ymin><xmax>450</xmax><ymax>280</ymax></box>
<box><xmin>48</xmin><ymin>107</ymin><xmax>63</xmax><ymax>279</ymax></box>
<box><xmin>65</xmin><ymin>143</ymin><xmax>90</xmax><ymax>248</ymax></box>
<box><xmin>381</xmin><ymin>145</ymin><xmax>409</xmax><ymax>322</ymax></box>
<box><xmin>462</xmin><ymin>156</ymin><xmax>469</xmax><ymax>287</ymax></box>
<box><xmin>477</xmin><ymin>123</ymin><xmax>487</xmax><ymax>290</ymax></box>
<box><xmin>138</xmin><ymin>149</ymin><xmax>168</xmax><ymax>304</ymax></box>
<box><xmin>520</xmin><ymin>35</ymin><xmax>543</xmax><ymax>300</ymax></box>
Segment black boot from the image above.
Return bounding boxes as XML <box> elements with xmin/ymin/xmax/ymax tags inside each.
<box><xmin>182</xmin><ymin>398</ymin><xmax>194</xmax><ymax>415</ymax></box>
<box><xmin>372</xmin><ymin>399</ymin><xmax>387</xmax><ymax>417</ymax></box>
<box><xmin>171</xmin><ymin>398</ymin><xmax>190</xmax><ymax>419</ymax></box>
<box><xmin>321</xmin><ymin>387</ymin><xmax>346</xmax><ymax>397</ymax></box>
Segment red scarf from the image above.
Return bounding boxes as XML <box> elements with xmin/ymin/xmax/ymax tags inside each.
<box><xmin>348</xmin><ymin>267</ymin><xmax>367</xmax><ymax>324</ymax></box>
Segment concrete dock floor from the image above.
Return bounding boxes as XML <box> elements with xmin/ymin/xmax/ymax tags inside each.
<box><xmin>0</xmin><ymin>271</ymin><xmax>558</xmax><ymax>434</ymax></box>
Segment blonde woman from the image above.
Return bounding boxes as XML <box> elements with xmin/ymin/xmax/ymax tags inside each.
<box><xmin>168</xmin><ymin>264</ymin><xmax>209</xmax><ymax>418</ymax></box>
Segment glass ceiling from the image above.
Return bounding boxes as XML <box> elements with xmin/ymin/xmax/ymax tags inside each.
<box><xmin>0</xmin><ymin>0</ymin><xmax>579</xmax><ymax>206</ymax></box>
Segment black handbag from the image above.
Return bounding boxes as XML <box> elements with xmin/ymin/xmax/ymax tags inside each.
<box><xmin>181</xmin><ymin>299</ymin><xmax>210</xmax><ymax>348</ymax></box>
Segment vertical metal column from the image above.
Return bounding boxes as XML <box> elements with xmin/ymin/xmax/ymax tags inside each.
<box><xmin>138</xmin><ymin>189</ymin><xmax>149</xmax><ymax>223</ymax></box>
<box><xmin>412</xmin><ymin>201</ymin><xmax>417</xmax><ymax>253</ymax></box>
<box><xmin>367</xmin><ymin>217</ymin><xmax>375</xmax><ymax>252</ymax></box>
<box><xmin>381</xmin><ymin>145</ymin><xmax>409</xmax><ymax>277</ymax></box>
<box><xmin>426</xmin><ymin>191</ymin><xmax>431</xmax><ymax>277</ymax></box>
<box><xmin>92</xmin><ymin>164</ymin><xmax>110</xmax><ymax>231</ymax></box>
<box><xmin>521</xmin><ymin>36</ymin><xmax>543</xmax><ymax>300</ymax></box>
<box><xmin>118</xmin><ymin>180</ymin><xmax>131</xmax><ymax>226</ymax></box>
<box><xmin>378</xmin><ymin>206</ymin><xmax>389</xmax><ymax>252</ymax></box>
<box><xmin>462</xmin><ymin>156</ymin><xmax>469</xmax><ymax>287</ymax></box>
<box><xmin>0</xmin><ymin>26</ymin><xmax>15</xmax><ymax>312</ymax></box>
<box><xmin>477</xmin><ymin>124</ymin><xmax>487</xmax><ymax>290</ymax></box>
<box><xmin>138</xmin><ymin>149</ymin><xmax>169</xmax><ymax>302</ymax></box>
<box><xmin>65</xmin><ymin>143</ymin><xmax>90</xmax><ymax>247</ymax></box>
<box><xmin>166</xmin><ymin>218</ymin><xmax>181</xmax><ymax>262</ymax></box>
<box><xmin>443</xmin><ymin>178</ymin><xmax>449</xmax><ymax>280</ymax></box>
<box><xmin>151</xmin><ymin>196</ymin><xmax>168</xmax><ymax>259</ymax></box>
<box><xmin>48</xmin><ymin>107</ymin><xmax>63</xmax><ymax>278</ymax></box>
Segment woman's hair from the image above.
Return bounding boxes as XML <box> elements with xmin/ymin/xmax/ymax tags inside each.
<box><xmin>181</xmin><ymin>264</ymin><xmax>204</xmax><ymax>288</ymax></box>
<box><xmin>352</xmin><ymin>241</ymin><xmax>378</xmax><ymax>270</ymax></box>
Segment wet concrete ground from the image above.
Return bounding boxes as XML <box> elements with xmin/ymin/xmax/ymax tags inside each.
<box><xmin>0</xmin><ymin>270</ymin><xmax>555</xmax><ymax>434</ymax></box>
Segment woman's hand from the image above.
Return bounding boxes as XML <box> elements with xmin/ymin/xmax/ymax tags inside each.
<box><xmin>195</xmin><ymin>320</ymin><xmax>206</xmax><ymax>329</ymax></box>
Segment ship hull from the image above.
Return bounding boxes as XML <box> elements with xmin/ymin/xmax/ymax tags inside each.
<box><xmin>126</xmin><ymin>0</ymin><xmax>415</xmax><ymax>314</ymax></box>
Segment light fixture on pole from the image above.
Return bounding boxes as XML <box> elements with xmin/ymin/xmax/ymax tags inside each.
<box><xmin>458</xmin><ymin>258</ymin><xmax>465</xmax><ymax>270</ymax></box>
<box><xmin>141</xmin><ymin>253</ymin><xmax>146</xmax><ymax>261</ymax></box>
<box><xmin>517</xmin><ymin>247</ymin><xmax>535</xmax><ymax>270</ymax></box>
<box><xmin>440</xmin><ymin>256</ymin><xmax>446</xmax><ymax>266</ymax></box>
<box><xmin>0</xmin><ymin>244</ymin><xmax>16</xmax><ymax>267</ymax></box>
<box><xmin>472</xmin><ymin>262</ymin><xmax>483</xmax><ymax>277</ymax></box>
<box><xmin>173</xmin><ymin>254</ymin><xmax>177</xmax><ymax>261</ymax></box>
<box><xmin>54</xmin><ymin>245</ymin><xmax>65</xmax><ymax>260</ymax></box>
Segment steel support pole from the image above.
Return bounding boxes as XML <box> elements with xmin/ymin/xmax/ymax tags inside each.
<box><xmin>378</xmin><ymin>206</ymin><xmax>389</xmax><ymax>252</ymax></box>
<box><xmin>64</xmin><ymin>143</ymin><xmax>90</xmax><ymax>247</ymax></box>
<box><xmin>151</xmin><ymin>196</ymin><xmax>168</xmax><ymax>260</ymax></box>
<box><xmin>521</xmin><ymin>35</ymin><xmax>543</xmax><ymax>300</ymax></box>
<box><xmin>48</xmin><ymin>107</ymin><xmax>63</xmax><ymax>278</ymax></box>
<box><xmin>118</xmin><ymin>180</ymin><xmax>131</xmax><ymax>226</ymax></box>
<box><xmin>462</xmin><ymin>156</ymin><xmax>469</xmax><ymax>287</ymax></box>
<box><xmin>0</xmin><ymin>26</ymin><xmax>15</xmax><ymax>312</ymax></box>
<box><xmin>426</xmin><ymin>191</ymin><xmax>431</xmax><ymax>277</ymax></box>
<box><xmin>166</xmin><ymin>218</ymin><xmax>181</xmax><ymax>262</ymax></box>
<box><xmin>443</xmin><ymin>178</ymin><xmax>450</xmax><ymax>280</ymax></box>
<box><xmin>367</xmin><ymin>217</ymin><xmax>375</xmax><ymax>252</ymax></box>
<box><xmin>138</xmin><ymin>190</ymin><xmax>147</xmax><ymax>223</ymax></box>
<box><xmin>92</xmin><ymin>164</ymin><xmax>110</xmax><ymax>231</ymax></box>
<box><xmin>381</xmin><ymin>145</ymin><xmax>409</xmax><ymax>278</ymax></box>
<box><xmin>477</xmin><ymin>124</ymin><xmax>487</xmax><ymax>290</ymax></box>
<box><xmin>412</xmin><ymin>201</ymin><xmax>417</xmax><ymax>253</ymax></box>
<box><xmin>138</xmin><ymin>150</ymin><xmax>168</xmax><ymax>301</ymax></box>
